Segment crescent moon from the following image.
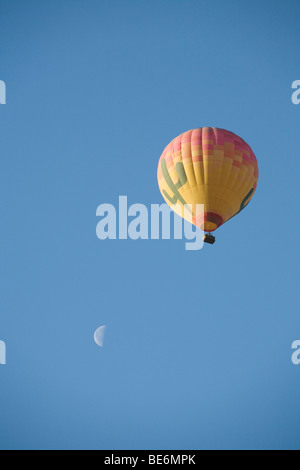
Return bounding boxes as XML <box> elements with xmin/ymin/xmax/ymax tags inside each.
<box><xmin>94</xmin><ymin>325</ymin><xmax>106</xmax><ymax>347</ymax></box>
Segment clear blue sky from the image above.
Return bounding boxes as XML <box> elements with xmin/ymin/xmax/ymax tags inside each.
<box><xmin>0</xmin><ymin>0</ymin><xmax>299</xmax><ymax>450</ymax></box>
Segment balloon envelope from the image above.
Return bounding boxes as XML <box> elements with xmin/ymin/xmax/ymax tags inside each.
<box><xmin>157</xmin><ymin>127</ymin><xmax>258</xmax><ymax>232</ymax></box>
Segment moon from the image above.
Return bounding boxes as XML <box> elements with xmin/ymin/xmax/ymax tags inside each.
<box><xmin>94</xmin><ymin>325</ymin><xmax>106</xmax><ymax>347</ymax></box>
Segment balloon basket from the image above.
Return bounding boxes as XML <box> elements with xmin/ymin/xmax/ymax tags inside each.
<box><xmin>203</xmin><ymin>233</ymin><xmax>216</xmax><ymax>245</ymax></box>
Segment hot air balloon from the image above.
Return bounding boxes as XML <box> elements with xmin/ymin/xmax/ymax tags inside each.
<box><xmin>157</xmin><ymin>127</ymin><xmax>258</xmax><ymax>244</ymax></box>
